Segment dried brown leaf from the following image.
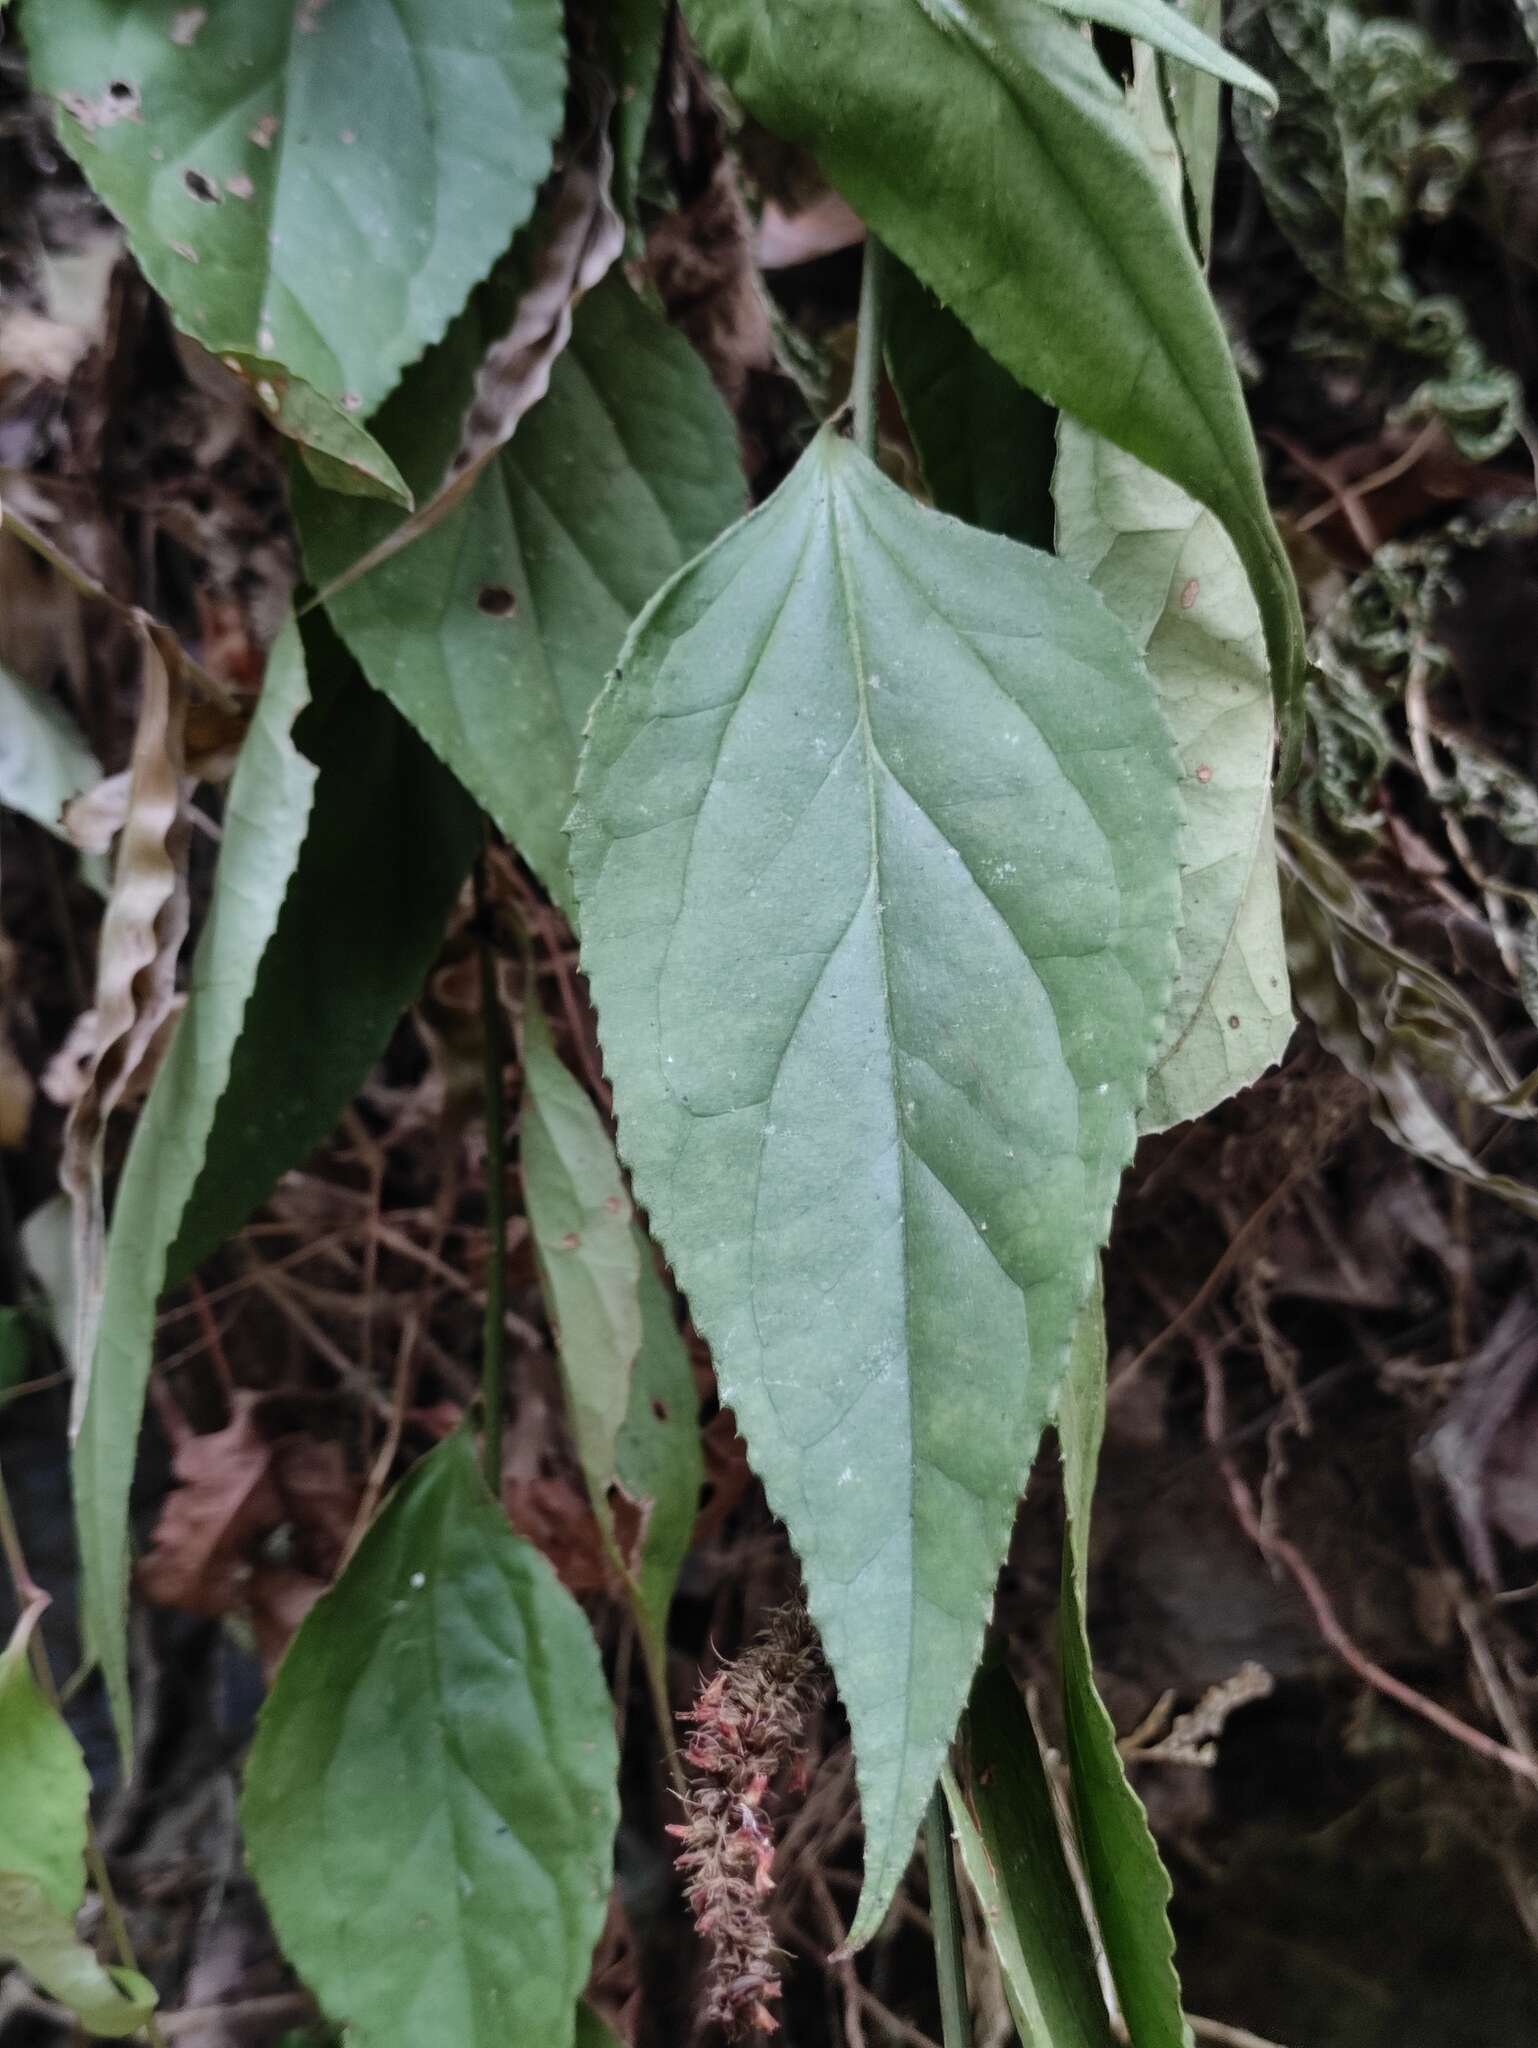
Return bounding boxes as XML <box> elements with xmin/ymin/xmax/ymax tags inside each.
<box><xmin>60</xmin><ymin>622</ymin><xmax>190</xmax><ymax>1418</ymax></box>
<box><xmin>138</xmin><ymin>1393</ymin><xmax>282</xmax><ymax>1616</ymax></box>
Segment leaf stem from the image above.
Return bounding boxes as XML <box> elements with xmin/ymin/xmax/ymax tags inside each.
<box><xmin>475</xmin><ymin>860</ymin><xmax>508</xmax><ymax>1498</ymax></box>
<box><xmin>851</xmin><ymin>232</ymin><xmax>891</xmax><ymax>462</ymax></box>
<box><xmin>925</xmin><ymin>1782</ymin><xmax>973</xmax><ymax>2048</ymax></box>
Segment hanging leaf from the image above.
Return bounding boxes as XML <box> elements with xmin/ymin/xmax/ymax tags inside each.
<box><xmin>570</xmin><ymin>426</ymin><xmax>1183</xmax><ymax>1945</ymax></box>
<box><xmin>0</xmin><ymin>666</ymin><xmax>101</xmax><ymax>840</ymax></box>
<box><xmin>243</xmin><ymin>1432</ymin><xmax>619</xmax><ymax>2048</ymax></box>
<box><xmin>1055</xmin><ymin>427</ymin><xmax>1292</xmax><ymax>1132</ymax></box>
<box><xmin>167</xmin><ymin>654</ymin><xmax>481</xmax><ymax>1279</ymax></box>
<box><xmin>26</xmin><ymin>0</ymin><xmax>567</xmax><ymax>419</ymax></box>
<box><xmin>884</xmin><ymin>260</ymin><xmax>1056</xmax><ymax>552</ymax></box>
<box><xmin>945</xmin><ymin>1663</ymin><xmax>1115</xmax><ymax>2048</ymax></box>
<box><xmin>301</xmin><ymin>273</ymin><xmax>743</xmax><ymax>919</ymax></box>
<box><xmin>615</xmin><ymin>1249</ymin><xmax>703</xmax><ymax>1648</ymax></box>
<box><xmin>1032</xmin><ymin>0</ymin><xmax>1273</xmax><ymax>102</ymax></box>
<box><xmin>1057</xmin><ymin>1276</ymin><xmax>1187</xmax><ymax>2048</ymax></box>
<box><xmin>521</xmin><ymin>999</ymin><xmax>644</xmax><ymax>1510</ymax></box>
<box><xmin>682</xmin><ymin>0</ymin><xmax>1305</xmax><ymax>761</ymax></box>
<box><xmin>522</xmin><ymin>1002</ymin><xmax>702</xmax><ymax>1682</ymax></box>
<box><xmin>0</xmin><ymin>1604</ymin><xmax>158</xmax><ymax>2035</ymax></box>
<box><xmin>1163</xmin><ymin>0</ymin><xmax>1226</xmax><ymax>260</ymax></box>
<box><xmin>72</xmin><ymin>619</ymin><xmax>317</xmax><ymax>1754</ymax></box>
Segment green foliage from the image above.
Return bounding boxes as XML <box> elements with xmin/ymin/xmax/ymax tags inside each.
<box><xmin>0</xmin><ymin>1606</ymin><xmax>157</xmax><ymax>2034</ymax></box>
<box><xmin>0</xmin><ymin>666</ymin><xmax>100</xmax><ymax>841</ymax></box>
<box><xmin>74</xmin><ymin>620</ymin><xmax>319</xmax><ymax>1753</ymax></box>
<box><xmin>571</xmin><ymin>424</ymin><xmax>1183</xmax><ymax>1943</ymax></box>
<box><xmin>682</xmin><ymin>0</ymin><xmax>1307</xmax><ymax>761</ymax></box>
<box><xmin>1053</xmin><ymin>43</ymin><xmax>1293</xmax><ymax>1133</ymax></box>
<box><xmin>26</xmin><ymin>0</ymin><xmax>567</xmax><ymax>418</ymax></box>
<box><xmin>1232</xmin><ymin>0</ymin><xmax>1522</xmax><ymax>461</ymax></box>
<box><xmin>945</xmin><ymin>1666</ymin><xmax>1114</xmax><ymax>2047</ymax></box>
<box><xmin>243</xmin><ymin>1432</ymin><xmax>619</xmax><ymax>2048</ymax></box>
<box><xmin>1058</xmin><ymin>1279</ymin><xmax>1187</xmax><ymax>2048</ymax></box>
<box><xmin>299</xmin><ymin>273</ymin><xmax>744</xmax><ymax>919</ymax></box>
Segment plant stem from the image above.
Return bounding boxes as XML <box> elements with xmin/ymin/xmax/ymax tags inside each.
<box><xmin>852</xmin><ymin>231</ymin><xmax>891</xmax><ymax>462</ymax></box>
<box><xmin>476</xmin><ymin>863</ymin><xmax>508</xmax><ymax>1497</ymax></box>
<box><xmin>925</xmin><ymin>1783</ymin><xmax>973</xmax><ymax>2048</ymax></box>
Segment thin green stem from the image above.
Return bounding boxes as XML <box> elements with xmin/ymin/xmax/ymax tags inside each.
<box><xmin>851</xmin><ymin>232</ymin><xmax>891</xmax><ymax>462</ymax></box>
<box><xmin>475</xmin><ymin>863</ymin><xmax>508</xmax><ymax>1497</ymax></box>
<box><xmin>925</xmin><ymin>1783</ymin><xmax>973</xmax><ymax>2048</ymax></box>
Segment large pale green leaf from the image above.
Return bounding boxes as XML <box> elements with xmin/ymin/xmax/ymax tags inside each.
<box><xmin>0</xmin><ymin>667</ymin><xmax>100</xmax><ymax>840</ymax></box>
<box><xmin>243</xmin><ymin>1432</ymin><xmax>619</xmax><ymax>2048</ymax></box>
<box><xmin>570</xmin><ymin>426</ymin><xmax>1182</xmax><ymax>1944</ymax></box>
<box><xmin>521</xmin><ymin>1000</ymin><xmax>644</xmax><ymax>1509</ymax></box>
<box><xmin>885</xmin><ymin>260</ymin><xmax>1056</xmax><ymax>552</ymax></box>
<box><xmin>1055</xmin><ymin>432</ymin><xmax>1292</xmax><ymax>1131</ymax></box>
<box><xmin>168</xmin><ymin>655</ymin><xmax>481</xmax><ymax>1278</ymax></box>
<box><xmin>1032</xmin><ymin>0</ymin><xmax>1273</xmax><ymax>103</ymax></box>
<box><xmin>26</xmin><ymin>0</ymin><xmax>566</xmax><ymax>417</ymax></box>
<box><xmin>300</xmin><ymin>274</ymin><xmax>743</xmax><ymax>918</ymax></box>
<box><xmin>1054</xmin><ymin>33</ymin><xmax>1290</xmax><ymax>1131</ymax></box>
<box><xmin>1057</xmin><ymin>1278</ymin><xmax>1187</xmax><ymax>2048</ymax></box>
<box><xmin>74</xmin><ymin>619</ymin><xmax>318</xmax><ymax>1754</ymax></box>
<box><xmin>0</xmin><ymin>1606</ymin><xmax>158</xmax><ymax>2035</ymax></box>
<box><xmin>682</xmin><ymin>0</ymin><xmax>1306</xmax><ymax>760</ymax></box>
<box><xmin>945</xmin><ymin>1663</ymin><xmax>1114</xmax><ymax>2048</ymax></box>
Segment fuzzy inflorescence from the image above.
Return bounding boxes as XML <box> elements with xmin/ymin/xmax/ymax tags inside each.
<box><xmin>668</xmin><ymin>1601</ymin><xmax>827</xmax><ymax>2037</ymax></box>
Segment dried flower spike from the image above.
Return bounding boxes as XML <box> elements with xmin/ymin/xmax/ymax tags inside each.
<box><xmin>670</xmin><ymin>1602</ymin><xmax>827</xmax><ymax>2037</ymax></box>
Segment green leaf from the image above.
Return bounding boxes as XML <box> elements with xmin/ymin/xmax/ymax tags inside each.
<box><xmin>575</xmin><ymin>2006</ymin><xmax>625</xmax><ymax>2048</ymax></box>
<box><xmin>1055</xmin><ymin>429</ymin><xmax>1292</xmax><ymax>1132</ymax></box>
<box><xmin>1162</xmin><ymin>0</ymin><xmax>1225</xmax><ymax>260</ymax></box>
<box><xmin>0</xmin><ymin>1605</ymin><xmax>159</xmax><ymax>2036</ymax></box>
<box><xmin>300</xmin><ymin>273</ymin><xmax>744</xmax><ymax>919</ymax></box>
<box><xmin>73</xmin><ymin>618</ymin><xmax>318</xmax><ymax>1755</ymax></box>
<box><xmin>212</xmin><ymin>351</ymin><xmax>412</xmax><ymax>506</ymax></box>
<box><xmin>168</xmin><ymin>653</ymin><xmax>481</xmax><ymax>1280</ymax></box>
<box><xmin>0</xmin><ymin>666</ymin><xmax>101</xmax><ymax>839</ymax></box>
<box><xmin>26</xmin><ymin>0</ymin><xmax>566</xmax><ymax>417</ymax></box>
<box><xmin>243</xmin><ymin>1432</ymin><xmax>619</xmax><ymax>2048</ymax></box>
<box><xmin>884</xmin><ymin>260</ymin><xmax>1056</xmax><ymax>552</ymax></box>
<box><xmin>615</xmin><ymin>1249</ymin><xmax>703</xmax><ymax>1647</ymax></box>
<box><xmin>606</xmin><ymin>0</ymin><xmax>669</xmax><ymax>216</ymax></box>
<box><xmin>0</xmin><ymin>1310</ymin><xmax>32</xmax><ymax>1400</ymax></box>
<box><xmin>1031</xmin><ymin>0</ymin><xmax>1275</xmax><ymax>105</ymax></box>
<box><xmin>521</xmin><ymin>1000</ymin><xmax>643</xmax><ymax>1509</ymax></box>
<box><xmin>1057</xmin><ymin>1277</ymin><xmax>1187</xmax><ymax>2048</ymax></box>
<box><xmin>570</xmin><ymin>426</ymin><xmax>1183</xmax><ymax>1945</ymax></box>
<box><xmin>0</xmin><ymin>1879</ymin><xmax>157</xmax><ymax>2038</ymax></box>
<box><xmin>682</xmin><ymin>0</ymin><xmax>1306</xmax><ymax>762</ymax></box>
<box><xmin>522</xmin><ymin>1002</ymin><xmax>702</xmax><ymax>1648</ymax></box>
<box><xmin>945</xmin><ymin>1664</ymin><xmax>1114</xmax><ymax>2048</ymax></box>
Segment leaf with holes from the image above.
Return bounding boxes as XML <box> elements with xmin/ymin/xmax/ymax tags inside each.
<box><xmin>570</xmin><ymin>426</ymin><xmax>1182</xmax><ymax>1945</ymax></box>
<box><xmin>1032</xmin><ymin>0</ymin><xmax>1274</xmax><ymax>104</ymax></box>
<box><xmin>26</xmin><ymin>0</ymin><xmax>566</xmax><ymax>418</ymax></box>
<box><xmin>1057</xmin><ymin>1274</ymin><xmax>1187</xmax><ymax>2048</ymax></box>
<box><xmin>300</xmin><ymin>273</ymin><xmax>743</xmax><ymax>919</ymax></box>
<box><xmin>243</xmin><ymin>1432</ymin><xmax>619</xmax><ymax>2048</ymax></box>
<box><xmin>682</xmin><ymin>0</ymin><xmax>1306</xmax><ymax>761</ymax></box>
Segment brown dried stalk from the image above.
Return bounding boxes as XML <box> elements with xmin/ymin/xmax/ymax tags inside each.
<box><xmin>669</xmin><ymin>1602</ymin><xmax>828</xmax><ymax>2037</ymax></box>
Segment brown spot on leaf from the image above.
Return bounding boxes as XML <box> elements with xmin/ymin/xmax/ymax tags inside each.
<box><xmin>560</xmin><ymin>1230</ymin><xmax>581</xmax><ymax>1250</ymax></box>
<box><xmin>225</xmin><ymin>173</ymin><xmax>255</xmax><ymax>201</ymax></box>
<box><xmin>249</xmin><ymin>114</ymin><xmax>280</xmax><ymax>148</ymax></box>
<box><xmin>183</xmin><ymin>167</ymin><xmax>221</xmax><ymax>204</ymax></box>
<box><xmin>60</xmin><ymin>81</ymin><xmax>142</xmax><ymax>133</ymax></box>
<box><xmin>1228</xmin><ymin>1014</ymin><xmax>1242</xmax><ymax>1030</ymax></box>
<box><xmin>170</xmin><ymin>6</ymin><xmax>207</xmax><ymax>44</ymax></box>
<box><xmin>1195</xmin><ymin>763</ymin><xmax>1213</xmax><ymax>784</ymax></box>
<box><xmin>477</xmin><ymin>585</ymin><xmax>516</xmax><ymax>617</ymax></box>
<box><xmin>651</xmin><ymin>1398</ymin><xmax>670</xmax><ymax>1423</ymax></box>
<box><xmin>1179</xmin><ymin>578</ymin><xmax>1200</xmax><ymax>609</ymax></box>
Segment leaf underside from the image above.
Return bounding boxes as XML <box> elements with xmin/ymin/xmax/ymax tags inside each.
<box><xmin>571</xmin><ymin>427</ymin><xmax>1182</xmax><ymax>1944</ymax></box>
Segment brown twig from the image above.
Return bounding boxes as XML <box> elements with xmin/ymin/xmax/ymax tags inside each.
<box><xmin>1197</xmin><ymin>1334</ymin><xmax>1538</xmax><ymax>1788</ymax></box>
